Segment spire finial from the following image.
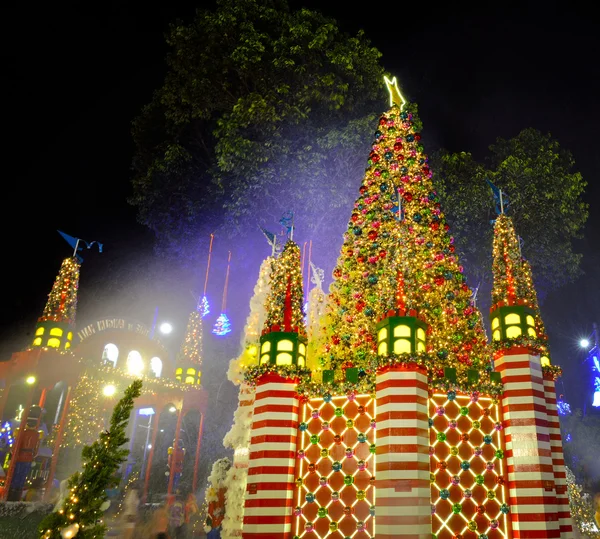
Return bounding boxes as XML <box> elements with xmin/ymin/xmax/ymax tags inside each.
<box><xmin>384</xmin><ymin>75</ymin><xmax>406</xmax><ymax>109</ymax></box>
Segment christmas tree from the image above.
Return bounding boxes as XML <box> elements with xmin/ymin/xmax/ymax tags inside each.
<box><xmin>491</xmin><ymin>214</ymin><xmax>526</xmax><ymax>307</ymax></box>
<box><xmin>178</xmin><ymin>309</ymin><xmax>204</xmax><ymax>366</ymax></box>
<box><xmin>263</xmin><ymin>240</ymin><xmax>306</xmax><ymax>335</ymax></box>
<box><xmin>566</xmin><ymin>466</ymin><xmax>600</xmax><ymax>538</ymax></box>
<box><xmin>325</xmin><ymin>77</ymin><xmax>489</xmax><ymax>379</ymax></box>
<box><xmin>491</xmin><ymin>214</ymin><xmax>551</xmax><ymax>359</ymax></box>
<box><xmin>61</xmin><ymin>374</ymin><xmax>107</xmax><ymax>448</ymax></box>
<box><xmin>40</xmin><ymin>380</ymin><xmax>142</xmax><ymax>539</ymax></box>
<box><xmin>228</xmin><ymin>256</ymin><xmax>274</xmax><ymax>382</ymax></box>
<box><xmin>39</xmin><ymin>257</ymin><xmax>80</xmax><ymax>325</ymax></box>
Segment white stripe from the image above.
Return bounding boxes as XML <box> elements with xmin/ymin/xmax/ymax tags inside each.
<box><xmin>247</xmin><ymin>457</ymin><xmax>295</xmax><ymax>468</ymax></box>
<box><xmin>245</xmin><ymin>473</ymin><xmax>294</xmax><ymax>484</ymax></box>
<box><xmin>376</xmin><ymin>504</ymin><xmax>431</xmax><ymax>516</ymax></box>
<box><xmin>252</xmin><ymin>396</ymin><xmax>298</xmax><ymax>407</ymax></box>
<box><xmin>248</xmin><ymin>442</ymin><xmax>295</xmax><ymax>453</ymax></box>
<box><xmin>377</xmin><ymin>469</ymin><xmax>426</xmax><ymax>481</ymax></box>
<box><xmin>377</xmin><ymin>402</ymin><xmax>428</xmax><ymax>414</ymax></box>
<box><xmin>376</xmin><ymin>385</ymin><xmax>428</xmax><ymax>399</ymax></box>
<box><xmin>377</xmin><ymin>452</ymin><xmax>430</xmax><ymax>463</ymax></box>
<box><xmin>376</xmin><ymin>486</ymin><xmax>430</xmax><ymax>499</ymax></box>
<box><xmin>251</xmin><ymin>426</ymin><xmax>296</xmax><ymax>437</ymax></box>
<box><xmin>243</xmin><ymin>505</ymin><xmax>292</xmax><ymax>517</ymax></box>
<box><xmin>241</xmin><ymin>523</ymin><xmax>292</xmax><ymax>534</ymax></box>
<box><xmin>245</xmin><ymin>489</ymin><xmax>292</xmax><ymax>500</ymax></box>
<box><xmin>256</xmin><ymin>382</ymin><xmax>297</xmax><ymax>393</ymax></box>
<box><xmin>251</xmin><ymin>411</ymin><xmax>298</xmax><ymax>422</ymax></box>
<box><xmin>376</xmin><ymin>523</ymin><xmax>431</xmax><ymax>534</ymax></box>
<box><xmin>377</xmin><ymin>435</ymin><xmax>429</xmax><ymax>446</ymax></box>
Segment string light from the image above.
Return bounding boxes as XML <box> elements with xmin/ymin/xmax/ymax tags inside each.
<box><xmin>38</xmin><ymin>257</ymin><xmax>80</xmax><ymax>325</ymax></box>
<box><xmin>324</xmin><ymin>98</ymin><xmax>490</xmax><ymax>389</ymax></box>
<box><xmin>263</xmin><ymin>240</ymin><xmax>306</xmax><ymax>335</ymax></box>
<box><xmin>294</xmin><ymin>394</ymin><xmax>376</xmax><ymax>539</ymax></box>
<box><xmin>213</xmin><ymin>251</ymin><xmax>233</xmax><ymax>336</ymax></box>
<box><xmin>178</xmin><ymin>310</ymin><xmax>204</xmax><ymax>366</ymax></box>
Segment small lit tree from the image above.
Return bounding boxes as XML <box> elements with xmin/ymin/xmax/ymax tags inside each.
<box><xmin>40</xmin><ymin>380</ymin><xmax>142</xmax><ymax>539</ymax></box>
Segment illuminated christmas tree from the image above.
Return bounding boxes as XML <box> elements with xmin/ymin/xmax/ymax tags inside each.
<box><xmin>490</xmin><ymin>214</ymin><xmax>551</xmax><ymax>365</ymax></box>
<box><xmin>62</xmin><ymin>374</ymin><xmax>109</xmax><ymax>448</ymax></box>
<box><xmin>264</xmin><ymin>240</ymin><xmax>306</xmax><ymax>335</ymax></box>
<box><xmin>325</xmin><ymin>77</ymin><xmax>489</xmax><ymax>379</ymax></box>
<box><xmin>175</xmin><ymin>309</ymin><xmax>204</xmax><ymax>385</ymax></box>
<box><xmin>32</xmin><ymin>257</ymin><xmax>80</xmax><ymax>350</ymax></box>
<box><xmin>178</xmin><ymin>310</ymin><xmax>204</xmax><ymax>366</ymax></box>
<box><xmin>40</xmin><ymin>380</ymin><xmax>142</xmax><ymax>539</ymax></box>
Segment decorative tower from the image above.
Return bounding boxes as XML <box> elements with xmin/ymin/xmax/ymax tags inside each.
<box><xmin>175</xmin><ymin>307</ymin><xmax>204</xmax><ymax>385</ymax></box>
<box><xmin>242</xmin><ymin>240</ymin><xmax>306</xmax><ymax>539</ymax></box>
<box><xmin>31</xmin><ymin>256</ymin><xmax>80</xmax><ymax>350</ymax></box>
<box><xmin>490</xmin><ymin>213</ymin><xmax>572</xmax><ymax>538</ymax></box>
<box><xmin>222</xmin><ymin>256</ymin><xmax>273</xmax><ymax>539</ymax></box>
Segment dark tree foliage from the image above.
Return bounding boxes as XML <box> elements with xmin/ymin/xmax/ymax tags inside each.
<box><xmin>431</xmin><ymin>128</ymin><xmax>588</xmax><ymax>303</ymax></box>
<box><xmin>130</xmin><ymin>0</ymin><xmax>386</xmax><ymax>264</ymax></box>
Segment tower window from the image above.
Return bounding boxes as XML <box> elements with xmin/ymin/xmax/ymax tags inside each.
<box><xmin>50</xmin><ymin>328</ymin><xmax>64</xmax><ymax>337</ymax></box>
<box><xmin>102</xmin><ymin>343</ymin><xmax>119</xmax><ymax>367</ymax></box>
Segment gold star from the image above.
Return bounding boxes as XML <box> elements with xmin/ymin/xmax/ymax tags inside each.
<box><xmin>384</xmin><ymin>75</ymin><xmax>406</xmax><ymax>110</ymax></box>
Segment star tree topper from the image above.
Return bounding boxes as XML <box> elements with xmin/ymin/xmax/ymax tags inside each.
<box><xmin>384</xmin><ymin>75</ymin><xmax>407</xmax><ymax>110</ymax></box>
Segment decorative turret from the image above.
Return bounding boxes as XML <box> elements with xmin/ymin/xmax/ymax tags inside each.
<box><xmin>31</xmin><ymin>257</ymin><xmax>80</xmax><ymax>350</ymax></box>
<box><xmin>258</xmin><ymin>240</ymin><xmax>307</xmax><ymax>368</ymax></box>
<box><xmin>175</xmin><ymin>306</ymin><xmax>204</xmax><ymax>385</ymax></box>
<box><xmin>490</xmin><ymin>214</ymin><xmax>550</xmax><ymax>363</ymax></box>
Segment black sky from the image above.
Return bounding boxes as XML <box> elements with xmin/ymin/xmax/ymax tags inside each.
<box><xmin>2</xmin><ymin>1</ymin><xmax>599</xmax><ymax>405</ymax></box>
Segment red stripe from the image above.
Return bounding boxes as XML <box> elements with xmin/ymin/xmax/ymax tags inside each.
<box><xmin>253</xmin><ymin>404</ymin><xmax>298</xmax><ymax>415</ymax></box>
<box><xmin>251</xmin><ymin>419</ymin><xmax>297</xmax><ymax>430</ymax></box>
<box><xmin>377</xmin><ymin>427</ymin><xmax>427</xmax><ymax>438</ymax></box>
<box><xmin>377</xmin><ymin>394</ymin><xmax>428</xmax><ymax>406</ymax></box>
<box><xmin>242</xmin><ymin>534</ymin><xmax>290</xmax><ymax>539</ymax></box>
<box><xmin>244</xmin><ymin>498</ymin><xmax>291</xmax><ymax>508</ymax></box>
<box><xmin>254</xmin><ymin>389</ymin><xmax>298</xmax><ymax>400</ymax></box>
<box><xmin>245</xmin><ymin>481</ymin><xmax>294</xmax><ymax>491</ymax></box>
<box><xmin>250</xmin><ymin>434</ymin><xmax>295</xmax><ymax>445</ymax></box>
<box><xmin>376</xmin><ymin>410</ymin><xmax>427</xmax><ymax>420</ymax></box>
<box><xmin>243</xmin><ymin>515</ymin><xmax>291</xmax><ymax>525</ymax></box>
<box><xmin>247</xmin><ymin>466</ymin><xmax>294</xmax><ymax>476</ymax></box>
<box><xmin>249</xmin><ymin>450</ymin><xmax>295</xmax><ymax>460</ymax></box>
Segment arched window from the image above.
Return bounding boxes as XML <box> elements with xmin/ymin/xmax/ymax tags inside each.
<box><xmin>102</xmin><ymin>343</ymin><xmax>119</xmax><ymax>367</ymax></box>
<box><xmin>150</xmin><ymin>357</ymin><xmax>162</xmax><ymax>378</ymax></box>
<box><xmin>126</xmin><ymin>350</ymin><xmax>144</xmax><ymax>376</ymax></box>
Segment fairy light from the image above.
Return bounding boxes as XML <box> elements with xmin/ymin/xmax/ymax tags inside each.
<box><xmin>324</xmin><ymin>82</ymin><xmax>490</xmax><ymax>388</ymax></box>
<box><xmin>294</xmin><ymin>394</ymin><xmax>376</xmax><ymax>538</ymax></box>
<box><xmin>264</xmin><ymin>240</ymin><xmax>306</xmax><ymax>335</ymax></box>
<box><xmin>429</xmin><ymin>391</ymin><xmax>510</xmax><ymax>538</ymax></box>
<box><xmin>38</xmin><ymin>257</ymin><xmax>80</xmax><ymax>325</ymax></box>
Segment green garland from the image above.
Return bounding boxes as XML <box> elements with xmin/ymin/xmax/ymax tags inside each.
<box><xmin>296</xmin><ymin>376</ymin><xmax>375</xmax><ymax>399</ymax></box>
<box><xmin>542</xmin><ymin>364</ymin><xmax>563</xmax><ymax>380</ymax></box>
<box><xmin>243</xmin><ymin>363</ymin><xmax>313</xmax><ymax>386</ymax></box>
<box><xmin>491</xmin><ymin>335</ymin><xmax>548</xmax><ymax>354</ymax></box>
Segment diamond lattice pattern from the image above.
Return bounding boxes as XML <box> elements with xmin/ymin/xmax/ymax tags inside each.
<box><xmin>294</xmin><ymin>394</ymin><xmax>376</xmax><ymax>539</ymax></box>
<box><xmin>429</xmin><ymin>392</ymin><xmax>510</xmax><ymax>539</ymax></box>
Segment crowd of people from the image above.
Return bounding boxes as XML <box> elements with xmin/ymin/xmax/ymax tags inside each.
<box><xmin>115</xmin><ymin>484</ymin><xmax>202</xmax><ymax>539</ymax></box>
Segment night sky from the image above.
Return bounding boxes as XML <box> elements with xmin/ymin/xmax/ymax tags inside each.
<box><xmin>2</xmin><ymin>2</ymin><xmax>599</xmax><ymax>406</ymax></box>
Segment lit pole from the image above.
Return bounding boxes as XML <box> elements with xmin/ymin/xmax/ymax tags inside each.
<box><xmin>140</xmin><ymin>414</ymin><xmax>153</xmax><ymax>480</ymax></box>
<box><xmin>579</xmin><ymin>322</ymin><xmax>599</xmax><ymax>416</ymax></box>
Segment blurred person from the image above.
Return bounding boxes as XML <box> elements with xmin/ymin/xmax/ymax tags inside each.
<box><xmin>169</xmin><ymin>492</ymin><xmax>186</xmax><ymax>539</ymax></box>
<box><xmin>184</xmin><ymin>492</ymin><xmax>200</xmax><ymax>538</ymax></box>
<box><xmin>121</xmin><ymin>483</ymin><xmax>140</xmax><ymax>539</ymax></box>
<box><xmin>152</xmin><ymin>504</ymin><xmax>170</xmax><ymax>539</ymax></box>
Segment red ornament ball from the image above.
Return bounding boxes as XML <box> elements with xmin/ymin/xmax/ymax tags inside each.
<box><xmin>461</xmin><ymin>433</ymin><xmax>470</xmax><ymax>443</ymax></box>
<box><xmin>476</xmin><ymin>505</ymin><xmax>486</xmax><ymax>515</ymax></box>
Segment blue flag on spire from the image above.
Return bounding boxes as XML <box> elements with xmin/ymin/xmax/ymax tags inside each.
<box><xmin>279</xmin><ymin>211</ymin><xmax>294</xmax><ymax>237</ymax></box>
<box><xmin>486</xmin><ymin>178</ymin><xmax>510</xmax><ymax>215</ymax></box>
<box><xmin>58</xmin><ymin>230</ymin><xmax>103</xmax><ymax>263</ymax></box>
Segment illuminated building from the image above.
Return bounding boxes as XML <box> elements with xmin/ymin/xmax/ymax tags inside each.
<box><xmin>0</xmin><ymin>257</ymin><xmax>208</xmax><ymax>502</ymax></box>
<box><xmin>226</xmin><ymin>77</ymin><xmax>574</xmax><ymax>539</ymax></box>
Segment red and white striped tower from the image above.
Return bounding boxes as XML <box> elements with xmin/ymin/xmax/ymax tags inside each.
<box><xmin>375</xmin><ymin>312</ymin><xmax>432</xmax><ymax>539</ymax></box>
<box><xmin>223</xmin><ymin>382</ymin><xmax>256</xmax><ymax>538</ymax></box>
<box><xmin>543</xmin><ymin>373</ymin><xmax>573</xmax><ymax>539</ymax></box>
<box><xmin>243</xmin><ymin>239</ymin><xmax>307</xmax><ymax>539</ymax></box>
<box><xmin>242</xmin><ymin>373</ymin><xmax>299</xmax><ymax>539</ymax></box>
<box><xmin>494</xmin><ymin>347</ymin><xmax>560</xmax><ymax>538</ymax></box>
